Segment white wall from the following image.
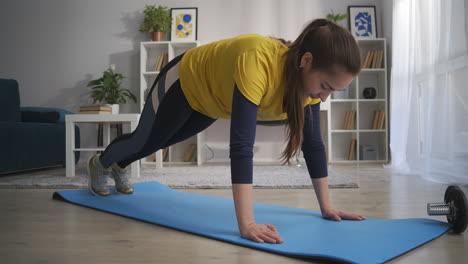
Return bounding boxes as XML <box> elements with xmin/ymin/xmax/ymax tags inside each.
<box><xmin>0</xmin><ymin>0</ymin><xmax>390</xmax><ymax>163</ymax></box>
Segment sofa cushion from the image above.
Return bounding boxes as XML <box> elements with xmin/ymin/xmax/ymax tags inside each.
<box><xmin>0</xmin><ymin>79</ymin><xmax>21</xmax><ymax>122</ymax></box>
<box><xmin>21</xmin><ymin>111</ymin><xmax>60</xmax><ymax>123</ymax></box>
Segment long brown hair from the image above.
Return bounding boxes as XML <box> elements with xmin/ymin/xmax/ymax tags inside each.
<box><xmin>279</xmin><ymin>19</ymin><xmax>362</xmax><ymax>165</ymax></box>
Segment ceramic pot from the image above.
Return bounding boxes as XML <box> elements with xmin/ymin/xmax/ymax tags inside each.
<box><xmin>152</xmin><ymin>32</ymin><xmax>164</xmax><ymax>41</ymax></box>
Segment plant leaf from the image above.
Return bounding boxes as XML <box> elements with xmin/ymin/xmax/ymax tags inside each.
<box><xmin>338</xmin><ymin>14</ymin><xmax>348</xmax><ymax>21</ymax></box>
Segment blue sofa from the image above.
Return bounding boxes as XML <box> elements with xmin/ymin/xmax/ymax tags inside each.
<box><xmin>0</xmin><ymin>78</ymin><xmax>80</xmax><ymax>174</ymax></box>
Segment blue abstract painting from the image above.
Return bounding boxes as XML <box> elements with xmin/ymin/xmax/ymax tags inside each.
<box><xmin>354</xmin><ymin>12</ymin><xmax>373</xmax><ymax>37</ymax></box>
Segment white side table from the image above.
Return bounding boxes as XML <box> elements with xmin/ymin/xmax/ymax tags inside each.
<box><xmin>65</xmin><ymin>114</ymin><xmax>140</xmax><ymax>178</ymax></box>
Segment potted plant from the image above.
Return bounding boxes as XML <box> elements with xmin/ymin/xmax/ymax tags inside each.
<box><xmin>139</xmin><ymin>5</ymin><xmax>172</xmax><ymax>41</ymax></box>
<box><xmin>87</xmin><ymin>64</ymin><xmax>137</xmax><ymax>114</ymax></box>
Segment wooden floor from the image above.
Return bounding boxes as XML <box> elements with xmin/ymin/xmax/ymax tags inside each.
<box><xmin>0</xmin><ymin>164</ymin><xmax>467</xmax><ymax>264</ymax></box>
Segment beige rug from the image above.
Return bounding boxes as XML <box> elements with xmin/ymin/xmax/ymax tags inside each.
<box><xmin>0</xmin><ymin>164</ymin><xmax>358</xmax><ymax>189</ymax></box>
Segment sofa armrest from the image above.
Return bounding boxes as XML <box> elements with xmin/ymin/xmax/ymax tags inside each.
<box><xmin>0</xmin><ymin>121</ymin><xmax>81</xmax><ymax>173</ymax></box>
<box><xmin>20</xmin><ymin>107</ymin><xmax>74</xmax><ymax>123</ymax></box>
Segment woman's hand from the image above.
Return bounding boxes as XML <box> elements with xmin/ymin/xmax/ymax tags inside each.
<box><xmin>240</xmin><ymin>223</ymin><xmax>283</xmax><ymax>243</ymax></box>
<box><xmin>232</xmin><ymin>184</ymin><xmax>283</xmax><ymax>243</ymax></box>
<box><xmin>311</xmin><ymin>178</ymin><xmax>365</xmax><ymax>221</ymax></box>
<box><xmin>321</xmin><ymin>208</ymin><xmax>366</xmax><ymax>221</ymax></box>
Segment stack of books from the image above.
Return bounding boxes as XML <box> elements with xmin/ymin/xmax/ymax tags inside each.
<box><xmin>79</xmin><ymin>106</ymin><xmax>112</xmax><ymax>114</ymax></box>
<box><xmin>372</xmin><ymin>110</ymin><xmax>385</xmax><ymax>129</ymax></box>
<box><xmin>362</xmin><ymin>50</ymin><xmax>384</xmax><ymax>69</ymax></box>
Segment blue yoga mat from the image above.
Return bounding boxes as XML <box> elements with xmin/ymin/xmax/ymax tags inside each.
<box><xmin>53</xmin><ymin>181</ymin><xmax>450</xmax><ymax>264</ymax></box>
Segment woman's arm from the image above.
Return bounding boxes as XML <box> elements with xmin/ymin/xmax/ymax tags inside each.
<box><xmin>230</xmin><ymin>86</ymin><xmax>283</xmax><ymax>243</ymax></box>
<box><xmin>311</xmin><ymin>177</ymin><xmax>332</xmax><ymax>213</ymax></box>
<box><xmin>232</xmin><ymin>184</ymin><xmax>255</xmax><ymax>230</ymax></box>
<box><xmin>302</xmin><ymin>103</ymin><xmax>365</xmax><ymax>221</ymax></box>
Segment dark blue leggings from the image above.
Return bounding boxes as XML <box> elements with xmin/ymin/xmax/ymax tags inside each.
<box><xmin>100</xmin><ymin>75</ymin><xmax>216</xmax><ymax>169</ymax></box>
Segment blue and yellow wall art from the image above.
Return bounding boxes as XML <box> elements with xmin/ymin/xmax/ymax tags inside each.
<box><xmin>171</xmin><ymin>8</ymin><xmax>198</xmax><ymax>41</ymax></box>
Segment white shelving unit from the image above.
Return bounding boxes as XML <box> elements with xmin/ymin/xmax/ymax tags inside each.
<box><xmin>327</xmin><ymin>38</ymin><xmax>389</xmax><ymax>163</ymax></box>
<box><xmin>140</xmin><ymin>41</ymin><xmax>200</xmax><ymax>167</ymax></box>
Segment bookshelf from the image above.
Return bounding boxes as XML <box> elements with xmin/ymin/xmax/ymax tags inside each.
<box><xmin>327</xmin><ymin>38</ymin><xmax>389</xmax><ymax>163</ymax></box>
<box><xmin>140</xmin><ymin>41</ymin><xmax>200</xmax><ymax>167</ymax></box>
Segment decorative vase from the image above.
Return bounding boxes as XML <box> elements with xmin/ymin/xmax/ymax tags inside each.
<box><xmin>152</xmin><ymin>32</ymin><xmax>164</xmax><ymax>41</ymax></box>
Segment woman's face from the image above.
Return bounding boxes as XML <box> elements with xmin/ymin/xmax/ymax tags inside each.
<box><xmin>300</xmin><ymin>52</ymin><xmax>355</xmax><ymax>102</ymax></box>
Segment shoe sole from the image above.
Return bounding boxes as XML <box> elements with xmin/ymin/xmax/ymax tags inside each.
<box><xmin>111</xmin><ymin>174</ymin><xmax>134</xmax><ymax>195</ymax></box>
<box><xmin>87</xmin><ymin>155</ymin><xmax>110</xmax><ymax>197</ymax></box>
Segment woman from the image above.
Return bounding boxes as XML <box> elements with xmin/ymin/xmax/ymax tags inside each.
<box><xmin>87</xmin><ymin>18</ymin><xmax>365</xmax><ymax>244</ymax></box>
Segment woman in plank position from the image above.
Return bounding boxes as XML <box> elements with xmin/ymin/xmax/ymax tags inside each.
<box><xmin>88</xmin><ymin>18</ymin><xmax>365</xmax><ymax>244</ymax></box>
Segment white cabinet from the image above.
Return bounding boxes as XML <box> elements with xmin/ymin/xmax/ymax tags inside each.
<box><xmin>327</xmin><ymin>38</ymin><xmax>389</xmax><ymax>163</ymax></box>
<box><xmin>139</xmin><ymin>41</ymin><xmax>200</xmax><ymax>167</ymax></box>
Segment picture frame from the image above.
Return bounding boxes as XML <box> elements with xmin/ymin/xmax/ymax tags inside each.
<box><xmin>170</xmin><ymin>7</ymin><xmax>198</xmax><ymax>41</ymax></box>
<box><xmin>348</xmin><ymin>6</ymin><xmax>377</xmax><ymax>39</ymax></box>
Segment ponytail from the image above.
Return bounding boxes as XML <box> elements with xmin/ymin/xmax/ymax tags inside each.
<box><xmin>280</xmin><ymin>19</ymin><xmax>361</xmax><ymax>165</ymax></box>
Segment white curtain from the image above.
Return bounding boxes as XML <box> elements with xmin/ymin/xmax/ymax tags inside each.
<box><xmin>390</xmin><ymin>0</ymin><xmax>468</xmax><ymax>184</ymax></box>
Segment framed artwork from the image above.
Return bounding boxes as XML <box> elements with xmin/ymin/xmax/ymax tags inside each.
<box><xmin>348</xmin><ymin>6</ymin><xmax>377</xmax><ymax>38</ymax></box>
<box><xmin>170</xmin><ymin>8</ymin><xmax>198</xmax><ymax>41</ymax></box>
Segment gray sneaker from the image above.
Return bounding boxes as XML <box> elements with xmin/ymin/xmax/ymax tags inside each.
<box><xmin>111</xmin><ymin>163</ymin><xmax>134</xmax><ymax>194</ymax></box>
<box><xmin>87</xmin><ymin>154</ymin><xmax>111</xmax><ymax>196</ymax></box>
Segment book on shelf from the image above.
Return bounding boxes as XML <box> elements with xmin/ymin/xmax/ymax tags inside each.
<box><xmin>378</xmin><ymin>110</ymin><xmax>385</xmax><ymax>129</ymax></box>
<box><xmin>344</xmin><ymin>112</ymin><xmax>349</xmax><ymax>129</ymax></box>
<box><xmin>372</xmin><ymin>110</ymin><xmax>385</xmax><ymax>129</ymax></box>
<box><xmin>162</xmin><ymin>53</ymin><xmax>168</xmax><ymax>68</ymax></box>
<box><xmin>183</xmin><ymin>144</ymin><xmax>197</xmax><ymax>162</ymax></box>
<box><xmin>343</xmin><ymin>111</ymin><xmax>356</xmax><ymax>130</ymax></box>
<box><xmin>154</xmin><ymin>54</ymin><xmax>162</xmax><ymax>72</ymax></box>
<box><xmin>362</xmin><ymin>50</ymin><xmax>384</xmax><ymax>69</ymax></box>
<box><xmin>348</xmin><ymin>139</ymin><xmax>356</xmax><ymax>160</ymax></box>
<box><xmin>163</xmin><ymin>148</ymin><xmax>169</xmax><ymax>162</ymax></box>
<box><xmin>350</xmin><ymin>111</ymin><xmax>356</xmax><ymax>129</ymax></box>
<box><xmin>362</xmin><ymin>50</ymin><xmax>372</xmax><ymax>68</ymax></box>
<box><xmin>374</xmin><ymin>50</ymin><xmax>383</xmax><ymax>68</ymax></box>
<box><xmin>154</xmin><ymin>53</ymin><xmax>168</xmax><ymax>72</ymax></box>
<box><xmin>372</xmin><ymin>110</ymin><xmax>379</xmax><ymax>129</ymax></box>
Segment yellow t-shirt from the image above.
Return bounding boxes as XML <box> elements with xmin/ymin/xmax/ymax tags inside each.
<box><xmin>179</xmin><ymin>34</ymin><xmax>320</xmax><ymax>121</ymax></box>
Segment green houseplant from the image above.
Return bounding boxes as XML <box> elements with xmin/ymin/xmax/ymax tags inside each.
<box><xmin>139</xmin><ymin>5</ymin><xmax>172</xmax><ymax>41</ymax></box>
<box><xmin>87</xmin><ymin>65</ymin><xmax>137</xmax><ymax>113</ymax></box>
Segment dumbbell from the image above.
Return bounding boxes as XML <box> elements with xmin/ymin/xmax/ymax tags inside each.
<box><xmin>427</xmin><ymin>185</ymin><xmax>468</xmax><ymax>234</ymax></box>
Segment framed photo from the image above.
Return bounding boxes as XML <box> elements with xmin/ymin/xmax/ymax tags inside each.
<box><xmin>348</xmin><ymin>6</ymin><xmax>377</xmax><ymax>39</ymax></box>
<box><xmin>170</xmin><ymin>8</ymin><xmax>198</xmax><ymax>41</ymax></box>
